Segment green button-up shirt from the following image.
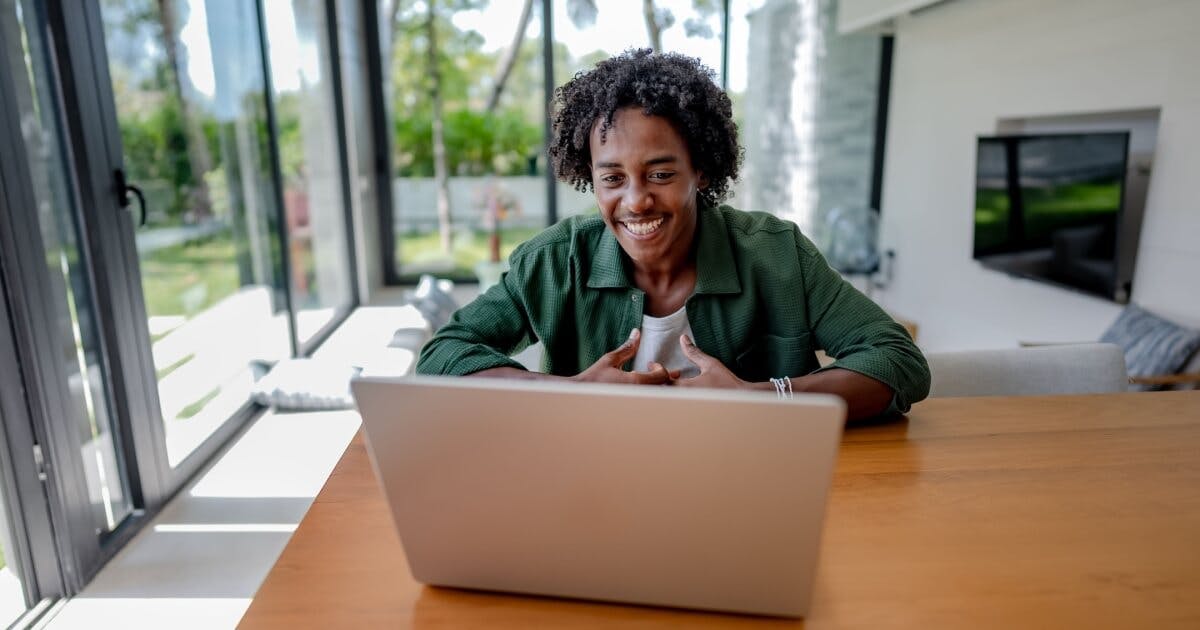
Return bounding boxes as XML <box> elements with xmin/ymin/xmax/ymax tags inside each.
<box><xmin>417</xmin><ymin>205</ymin><xmax>930</xmax><ymax>413</ymax></box>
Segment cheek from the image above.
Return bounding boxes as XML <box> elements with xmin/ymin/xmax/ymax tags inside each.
<box><xmin>594</xmin><ymin>190</ymin><xmax>618</xmax><ymax>219</ymax></box>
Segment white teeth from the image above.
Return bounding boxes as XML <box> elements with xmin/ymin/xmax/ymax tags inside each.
<box><xmin>623</xmin><ymin>218</ymin><xmax>663</xmax><ymax>236</ymax></box>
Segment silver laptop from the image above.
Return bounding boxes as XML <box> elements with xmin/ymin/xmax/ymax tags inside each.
<box><xmin>351</xmin><ymin>375</ymin><xmax>846</xmax><ymax>618</ymax></box>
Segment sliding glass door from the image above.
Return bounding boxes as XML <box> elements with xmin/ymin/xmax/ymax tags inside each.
<box><xmin>1</xmin><ymin>0</ymin><xmax>143</xmax><ymax>604</ymax></box>
<box><xmin>0</xmin><ymin>0</ymin><xmax>362</xmax><ymax>610</ymax></box>
<box><xmin>97</xmin><ymin>0</ymin><xmax>294</xmax><ymax>468</ymax></box>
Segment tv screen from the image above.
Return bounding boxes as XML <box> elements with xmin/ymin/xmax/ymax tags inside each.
<box><xmin>973</xmin><ymin>132</ymin><xmax>1134</xmax><ymax>302</ymax></box>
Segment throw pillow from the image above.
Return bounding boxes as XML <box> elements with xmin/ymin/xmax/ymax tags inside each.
<box><xmin>1100</xmin><ymin>304</ymin><xmax>1200</xmax><ymax>391</ymax></box>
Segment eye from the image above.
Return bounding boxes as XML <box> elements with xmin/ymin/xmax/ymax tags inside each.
<box><xmin>650</xmin><ymin>171</ymin><xmax>675</xmax><ymax>181</ymax></box>
<box><xmin>600</xmin><ymin>174</ymin><xmax>624</xmax><ymax>185</ymax></box>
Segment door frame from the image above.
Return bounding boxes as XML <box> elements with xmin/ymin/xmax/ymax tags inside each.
<box><xmin>0</xmin><ymin>99</ymin><xmax>67</xmax><ymax>609</ymax></box>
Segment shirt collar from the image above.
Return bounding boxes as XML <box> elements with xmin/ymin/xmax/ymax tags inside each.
<box><xmin>586</xmin><ymin>204</ymin><xmax>742</xmax><ymax>295</ymax></box>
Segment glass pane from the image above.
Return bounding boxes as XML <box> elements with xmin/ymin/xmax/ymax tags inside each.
<box><xmin>99</xmin><ymin>0</ymin><xmax>292</xmax><ymax>467</ymax></box>
<box><xmin>380</xmin><ymin>0</ymin><xmax>548</xmax><ymax>282</ymax></box>
<box><xmin>336</xmin><ymin>1</ymin><xmax>380</xmax><ymax>291</ymax></box>
<box><xmin>6</xmin><ymin>0</ymin><xmax>133</xmax><ymax>537</ymax></box>
<box><xmin>264</xmin><ymin>0</ymin><xmax>354</xmax><ymax>344</ymax></box>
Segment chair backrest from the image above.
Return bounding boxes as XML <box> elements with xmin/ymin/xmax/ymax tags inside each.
<box><xmin>926</xmin><ymin>343</ymin><xmax>1128</xmax><ymax>398</ymax></box>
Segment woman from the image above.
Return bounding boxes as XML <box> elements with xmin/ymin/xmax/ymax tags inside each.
<box><xmin>417</xmin><ymin>49</ymin><xmax>929</xmax><ymax>420</ymax></box>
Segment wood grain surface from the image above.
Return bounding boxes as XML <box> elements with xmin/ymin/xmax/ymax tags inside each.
<box><xmin>240</xmin><ymin>391</ymin><xmax>1200</xmax><ymax>629</ymax></box>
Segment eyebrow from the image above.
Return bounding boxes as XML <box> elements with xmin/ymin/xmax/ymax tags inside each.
<box><xmin>594</xmin><ymin>155</ymin><xmax>679</xmax><ymax>169</ymax></box>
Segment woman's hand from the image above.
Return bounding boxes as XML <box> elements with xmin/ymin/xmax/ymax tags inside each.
<box><xmin>572</xmin><ymin>329</ymin><xmax>680</xmax><ymax>385</ymax></box>
<box><xmin>673</xmin><ymin>335</ymin><xmax>752</xmax><ymax>390</ymax></box>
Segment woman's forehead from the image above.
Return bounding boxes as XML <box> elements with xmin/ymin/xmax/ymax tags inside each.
<box><xmin>590</xmin><ymin>108</ymin><xmax>688</xmax><ymax>153</ymax></box>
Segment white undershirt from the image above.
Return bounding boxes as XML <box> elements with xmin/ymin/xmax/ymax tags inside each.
<box><xmin>631</xmin><ymin>306</ymin><xmax>701</xmax><ymax>378</ymax></box>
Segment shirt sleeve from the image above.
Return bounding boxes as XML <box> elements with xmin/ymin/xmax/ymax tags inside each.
<box><xmin>795</xmin><ymin>228</ymin><xmax>931</xmax><ymax>414</ymax></box>
<box><xmin>415</xmin><ymin>259</ymin><xmax>538</xmax><ymax>376</ymax></box>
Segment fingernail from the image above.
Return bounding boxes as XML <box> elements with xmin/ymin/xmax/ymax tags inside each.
<box><xmin>630</xmin><ymin>328</ymin><xmax>639</xmax><ymax>339</ymax></box>
<box><xmin>682</xmin><ymin>334</ymin><xmax>693</xmax><ymax>346</ymax></box>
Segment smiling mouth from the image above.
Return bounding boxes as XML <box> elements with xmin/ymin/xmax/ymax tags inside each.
<box><xmin>620</xmin><ymin>217</ymin><xmax>665</xmax><ymax>237</ymax></box>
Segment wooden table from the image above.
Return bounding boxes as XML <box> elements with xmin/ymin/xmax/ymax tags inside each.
<box><xmin>240</xmin><ymin>391</ymin><xmax>1200</xmax><ymax>628</ymax></box>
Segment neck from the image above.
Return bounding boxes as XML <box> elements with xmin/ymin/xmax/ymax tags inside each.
<box><xmin>630</xmin><ymin>222</ymin><xmax>699</xmax><ymax>316</ymax></box>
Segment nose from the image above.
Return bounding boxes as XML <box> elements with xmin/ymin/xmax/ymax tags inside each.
<box><xmin>622</xmin><ymin>181</ymin><xmax>653</xmax><ymax>215</ymax></box>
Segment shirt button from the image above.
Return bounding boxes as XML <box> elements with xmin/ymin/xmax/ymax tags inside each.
<box><xmin>631</xmin><ymin>294</ymin><xmax>639</xmax><ymax>302</ymax></box>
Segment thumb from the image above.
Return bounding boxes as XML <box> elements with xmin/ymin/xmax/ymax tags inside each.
<box><xmin>679</xmin><ymin>334</ymin><xmax>713</xmax><ymax>368</ymax></box>
<box><xmin>609</xmin><ymin>328</ymin><xmax>642</xmax><ymax>364</ymax></box>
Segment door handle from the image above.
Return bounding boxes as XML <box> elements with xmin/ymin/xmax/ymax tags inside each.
<box><xmin>113</xmin><ymin>169</ymin><xmax>147</xmax><ymax>227</ymax></box>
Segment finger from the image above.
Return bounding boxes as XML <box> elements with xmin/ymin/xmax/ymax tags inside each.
<box><xmin>679</xmin><ymin>335</ymin><xmax>714</xmax><ymax>368</ymax></box>
<box><xmin>606</xmin><ymin>328</ymin><xmax>641</xmax><ymax>365</ymax></box>
<box><xmin>632</xmin><ymin>363</ymin><xmax>672</xmax><ymax>385</ymax></box>
<box><xmin>648</xmin><ymin>362</ymin><xmax>680</xmax><ymax>385</ymax></box>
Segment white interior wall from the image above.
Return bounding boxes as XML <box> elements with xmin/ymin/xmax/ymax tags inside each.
<box><xmin>837</xmin><ymin>0</ymin><xmax>941</xmax><ymax>33</ymax></box>
<box><xmin>873</xmin><ymin>0</ymin><xmax>1200</xmax><ymax>352</ymax></box>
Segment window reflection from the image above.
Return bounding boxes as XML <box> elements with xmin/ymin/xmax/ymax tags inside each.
<box><xmin>100</xmin><ymin>0</ymin><xmax>292</xmax><ymax>466</ymax></box>
<box><xmin>265</xmin><ymin>0</ymin><xmax>355</xmax><ymax>344</ymax></box>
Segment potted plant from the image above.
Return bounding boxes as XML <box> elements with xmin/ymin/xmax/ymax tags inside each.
<box><xmin>474</xmin><ymin>180</ymin><xmax>520</xmax><ymax>293</ymax></box>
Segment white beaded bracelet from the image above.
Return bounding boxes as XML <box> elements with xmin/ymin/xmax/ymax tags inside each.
<box><xmin>770</xmin><ymin>376</ymin><xmax>794</xmax><ymax>400</ymax></box>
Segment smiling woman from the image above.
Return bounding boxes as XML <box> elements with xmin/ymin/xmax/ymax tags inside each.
<box><xmin>417</xmin><ymin>50</ymin><xmax>930</xmax><ymax>421</ymax></box>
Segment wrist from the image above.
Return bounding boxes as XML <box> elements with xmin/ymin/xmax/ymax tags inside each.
<box><xmin>765</xmin><ymin>375</ymin><xmax>796</xmax><ymax>399</ymax></box>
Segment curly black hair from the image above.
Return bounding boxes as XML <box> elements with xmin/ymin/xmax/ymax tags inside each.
<box><xmin>549</xmin><ymin>48</ymin><xmax>741</xmax><ymax>207</ymax></box>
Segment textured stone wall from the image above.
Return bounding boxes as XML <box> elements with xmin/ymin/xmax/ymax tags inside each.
<box><xmin>739</xmin><ymin>0</ymin><xmax>881</xmax><ymax>247</ymax></box>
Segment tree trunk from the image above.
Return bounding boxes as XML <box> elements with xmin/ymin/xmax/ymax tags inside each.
<box><xmin>642</xmin><ymin>0</ymin><xmax>662</xmax><ymax>51</ymax></box>
<box><xmin>426</xmin><ymin>0</ymin><xmax>453</xmax><ymax>254</ymax></box>
<box><xmin>485</xmin><ymin>0</ymin><xmax>534</xmax><ymax>114</ymax></box>
<box><xmin>158</xmin><ymin>0</ymin><xmax>214</xmax><ymax>223</ymax></box>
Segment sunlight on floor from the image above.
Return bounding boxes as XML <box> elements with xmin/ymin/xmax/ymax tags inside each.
<box><xmin>44</xmin><ymin>298</ymin><xmax>429</xmax><ymax>628</ymax></box>
<box><xmin>44</xmin><ymin>598</ymin><xmax>251</xmax><ymax>629</ymax></box>
<box><xmin>46</xmin><ymin>411</ymin><xmax>361</xmax><ymax>629</ymax></box>
<box><xmin>0</xmin><ymin>567</ymin><xmax>25</xmax><ymax>627</ymax></box>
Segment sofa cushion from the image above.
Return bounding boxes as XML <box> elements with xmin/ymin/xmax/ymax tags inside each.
<box><xmin>1172</xmin><ymin>345</ymin><xmax>1200</xmax><ymax>391</ymax></box>
<box><xmin>1100</xmin><ymin>304</ymin><xmax>1200</xmax><ymax>391</ymax></box>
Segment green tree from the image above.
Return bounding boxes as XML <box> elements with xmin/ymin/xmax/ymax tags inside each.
<box><xmin>155</xmin><ymin>0</ymin><xmax>214</xmax><ymax>221</ymax></box>
<box><xmin>388</xmin><ymin>0</ymin><xmax>488</xmax><ymax>253</ymax></box>
<box><xmin>102</xmin><ymin>0</ymin><xmax>222</xmax><ymax>224</ymax></box>
<box><xmin>485</xmin><ymin>0</ymin><xmax>535</xmax><ymax>114</ymax></box>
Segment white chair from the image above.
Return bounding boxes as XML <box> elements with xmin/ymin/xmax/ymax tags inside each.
<box><xmin>926</xmin><ymin>343</ymin><xmax>1128</xmax><ymax>398</ymax></box>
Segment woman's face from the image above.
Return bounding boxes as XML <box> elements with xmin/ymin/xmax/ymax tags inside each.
<box><xmin>589</xmin><ymin>107</ymin><xmax>707</xmax><ymax>269</ymax></box>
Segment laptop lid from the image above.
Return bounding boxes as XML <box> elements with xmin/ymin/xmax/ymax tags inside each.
<box><xmin>352</xmin><ymin>375</ymin><xmax>846</xmax><ymax>617</ymax></box>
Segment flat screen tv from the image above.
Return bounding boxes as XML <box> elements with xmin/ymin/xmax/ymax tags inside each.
<box><xmin>973</xmin><ymin>131</ymin><xmax>1139</xmax><ymax>303</ymax></box>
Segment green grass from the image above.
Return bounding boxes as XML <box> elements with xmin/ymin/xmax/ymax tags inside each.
<box><xmin>975</xmin><ymin>183</ymin><xmax>1120</xmax><ymax>252</ymax></box>
<box><xmin>1023</xmin><ymin>182</ymin><xmax>1120</xmax><ymax>240</ymax></box>
<box><xmin>396</xmin><ymin>227</ymin><xmax>543</xmax><ymax>277</ymax></box>
<box><xmin>1023</xmin><ymin>182</ymin><xmax>1121</xmax><ymax>215</ymax></box>
<box><xmin>177</xmin><ymin>387</ymin><xmax>221</xmax><ymax>420</ymax></box>
<box><xmin>139</xmin><ymin>233</ymin><xmax>240</xmax><ymax>317</ymax></box>
<box><xmin>974</xmin><ymin>188</ymin><xmax>1010</xmax><ymax>253</ymax></box>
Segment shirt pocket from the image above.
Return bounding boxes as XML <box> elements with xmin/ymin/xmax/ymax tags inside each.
<box><xmin>734</xmin><ymin>333</ymin><xmax>818</xmax><ymax>383</ymax></box>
